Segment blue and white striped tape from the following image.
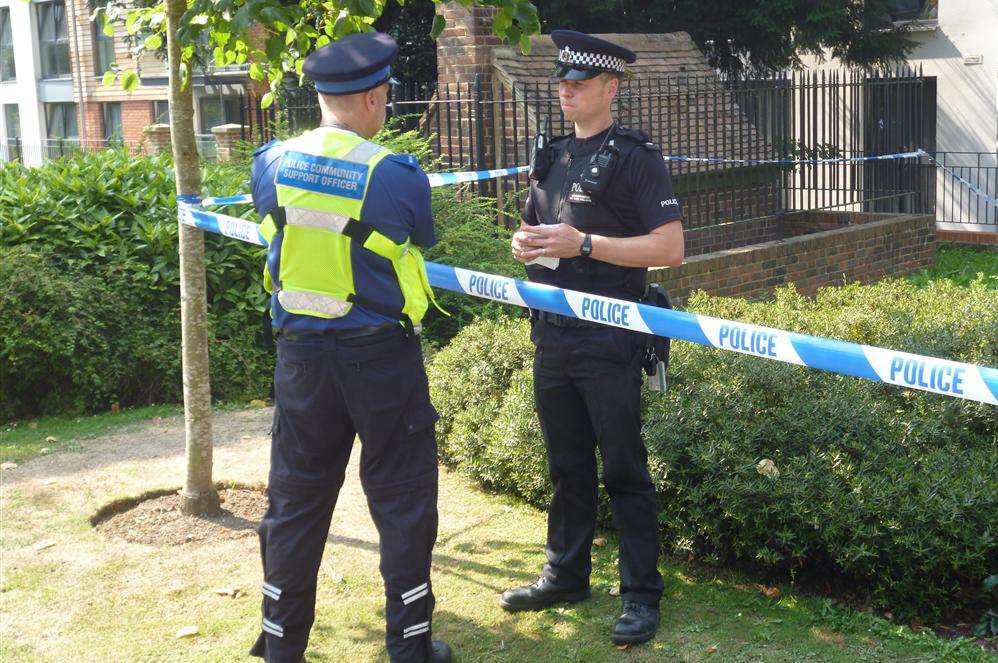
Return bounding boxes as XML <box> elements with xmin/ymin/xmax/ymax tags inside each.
<box><xmin>176</xmin><ymin>203</ymin><xmax>998</xmax><ymax>405</ymax></box>
<box><xmin>199</xmin><ymin>151</ymin><xmax>933</xmax><ymax>207</ymax></box>
<box><xmin>919</xmin><ymin>150</ymin><xmax>998</xmax><ymax>208</ymax></box>
<box><xmin>199</xmin><ymin>165</ymin><xmax>531</xmax><ymax>206</ymax></box>
<box><xmin>426</xmin><ymin>165</ymin><xmax>530</xmax><ymax>187</ymax></box>
<box><xmin>661</xmin><ymin>150</ymin><xmax>926</xmax><ymax>166</ymax></box>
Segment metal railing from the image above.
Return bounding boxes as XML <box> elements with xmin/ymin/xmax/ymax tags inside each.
<box><xmin>240</xmin><ymin>68</ymin><xmax>943</xmax><ymax>230</ymax></box>
<box><xmin>927</xmin><ymin>151</ymin><xmax>997</xmax><ymax>226</ymax></box>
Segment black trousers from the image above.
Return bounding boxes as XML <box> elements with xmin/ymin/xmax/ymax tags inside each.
<box><xmin>532</xmin><ymin>320</ymin><xmax>663</xmax><ymax>606</ymax></box>
<box><xmin>250</xmin><ymin>328</ymin><xmax>439</xmax><ymax>663</ymax></box>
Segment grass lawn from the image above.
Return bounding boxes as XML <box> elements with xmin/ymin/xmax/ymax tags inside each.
<box><xmin>1</xmin><ymin>407</ymin><xmax>992</xmax><ymax>662</ymax></box>
<box><xmin>909</xmin><ymin>243</ymin><xmax>998</xmax><ymax>289</ymax></box>
<box><xmin>0</xmin><ymin>404</ymin><xmax>182</xmax><ymax>463</ymax></box>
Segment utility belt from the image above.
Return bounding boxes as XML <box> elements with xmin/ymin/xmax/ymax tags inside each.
<box><xmin>532</xmin><ymin>310</ymin><xmax>605</xmax><ymax>329</ymax></box>
<box><xmin>531</xmin><ymin>285</ymin><xmax>672</xmax><ymax>391</ymax></box>
<box><xmin>274</xmin><ymin>323</ymin><xmax>411</xmax><ymax>343</ymax></box>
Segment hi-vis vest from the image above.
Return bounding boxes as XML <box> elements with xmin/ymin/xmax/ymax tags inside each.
<box><xmin>259</xmin><ymin>127</ymin><xmax>436</xmax><ymax>329</ymax></box>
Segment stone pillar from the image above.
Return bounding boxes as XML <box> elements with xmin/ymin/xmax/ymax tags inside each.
<box><xmin>211</xmin><ymin>123</ymin><xmax>246</xmax><ymax>162</ymax></box>
<box><xmin>143</xmin><ymin>124</ymin><xmax>172</xmax><ymax>156</ymax></box>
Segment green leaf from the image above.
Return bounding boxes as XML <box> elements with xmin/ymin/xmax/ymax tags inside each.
<box><xmin>101</xmin><ymin>70</ymin><xmax>117</xmax><ymax>87</ymax></box>
<box><xmin>125</xmin><ymin>10</ymin><xmax>142</xmax><ymax>34</ymax></box>
<box><xmin>121</xmin><ymin>70</ymin><xmax>139</xmax><ymax>92</ymax></box>
<box><xmin>519</xmin><ymin>34</ymin><xmax>532</xmax><ymax>55</ymax></box>
<box><xmin>430</xmin><ymin>14</ymin><xmax>445</xmax><ymax>40</ymax></box>
<box><xmin>260</xmin><ymin>91</ymin><xmax>275</xmax><ymax>109</ymax></box>
<box><xmin>144</xmin><ymin>34</ymin><xmax>162</xmax><ymax>50</ymax></box>
<box><xmin>102</xmin><ymin>16</ymin><xmax>115</xmax><ymax>38</ymax></box>
<box><xmin>249</xmin><ymin>62</ymin><xmax>263</xmax><ymax>80</ymax></box>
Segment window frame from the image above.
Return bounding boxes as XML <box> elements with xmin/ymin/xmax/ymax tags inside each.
<box><xmin>37</xmin><ymin>0</ymin><xmax>72</xmax><ymax>80</ymax></box>
<box><xmin>102</xmin><ymin>102</ymin><xmax>122</xmax><ymax>143</ymax></box>
<box><xmin>92</xmin><ymin>10</ymin><xmax>115</xmax><ymax>76</ymax></box>
<box><xmin>153</xmin><ymin>99</ymin><xmax>170</xmax><ymax>124</ymax></box>
<box><xmin>0</xmin><ymin>7</ymin><xmax>15</xmax><ymax>82</ymax></box>
<box><xmin>198</xmin><ymin>95</ymin><xmax>243</xmax><ymax>133</ymax></box>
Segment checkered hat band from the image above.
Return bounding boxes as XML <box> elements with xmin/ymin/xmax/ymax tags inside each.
<box><xmin>557</xmin><ymin>46</ymin><xmax>625</xmax><ymax>73</ymax></box>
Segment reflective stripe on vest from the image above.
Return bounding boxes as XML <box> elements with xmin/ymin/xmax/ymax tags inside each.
<box><xmin>277</xmin><ymin>289</ymin><xmax>352</xmax><ymax>319</ymax></box>
<box><xmin>266</xmin><ymin>127</ymin><xmax>435</xmax><ymax>324</ymax></box>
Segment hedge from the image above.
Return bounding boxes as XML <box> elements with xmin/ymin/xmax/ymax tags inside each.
<box><xmin>427</xmin><ymin>277</ymin><xmax>998</xmax><ymax>620</ymax></box>
<box><xmin>0</xmin><ymin>132</ymin><xmax>517</xmax><ymax>419</ymax></box>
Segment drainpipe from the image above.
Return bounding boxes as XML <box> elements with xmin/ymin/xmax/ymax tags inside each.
<box><xmin>65</xmin><ymin>0</ymin><xmax>89</xmax><ymax>142</ymax></box>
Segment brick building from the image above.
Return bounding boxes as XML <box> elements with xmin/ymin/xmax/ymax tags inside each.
<box><xmin>0</xmin><ymin>0</ymin><xmax>252</xmax><ymax>166</ymax></box>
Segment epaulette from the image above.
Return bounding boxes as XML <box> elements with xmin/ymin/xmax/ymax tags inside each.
<box><xmin>612</xmin><ymin>126</ymin><xmax>659</xmax><ymax>151</ymax></box>
<box><xmin>385</xmin><ymin>153</ymin><xmax>421</xmax><ymax>170</ymax></box>
<box><xmin>252</xmin><ymin>138</ymin><xmax>282</xmax><ymax>157</ymax></box>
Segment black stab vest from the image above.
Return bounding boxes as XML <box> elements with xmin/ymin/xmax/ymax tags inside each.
<box><xmin>525</xmin><ymin>127</ymin><xmax>651</xmax><ymax>301</ymax></box>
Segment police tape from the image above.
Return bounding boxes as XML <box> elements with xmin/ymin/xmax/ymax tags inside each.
<box><xmin>198</xmin><ymin>165</ymin><xmax>532</xmax><ymax>206</ymax></box>
<box><xmin>661</xmin><ymin>150</ymin><xmax>926</xmax><ymax>166</ymax></box>
<box><xmin>176</xmin><ymin>203</ymin><xmax>998</xmax><ymax>406</ymax></box>
<box><xmin>919</xmin><ymin>151</ymin><xmax>998</xmax><ymax>208</ymax></box>
<box><xmin>199</xmin><ymin>150</ymin><xmax>934</xmax><ymax>206</ymax></box>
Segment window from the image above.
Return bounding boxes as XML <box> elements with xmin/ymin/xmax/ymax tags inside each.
<box><xmin>93</xmin><ymin>11</ymin><xmax>115</xmax><ymax>75</ymax></box>
<box><xmin>888</xmin><ymin>0</ymin><xmax>937</xmax><ymax>21</ymax></box>
<box><xmin>3</xmin><ymin>104</ymin><xmax>20</xmax><ymax>161</ymax></box>
<box><xmin>198</xmin><ymin>96</ymin><xmax>242</xmax><ymax>133</ymax></box>
<box><xmin>0</xmin><ymin>8</ymin><xmax>14</xmax><ymax>82</ymax></box>
<box><xmin>38</xmin><ymin>1</ymin><xmax>71</xmax><ymax>79</ymax></box>
<box><xmin>153</xmin><ymin>99</ymin><xmax>170</xmax><ymax>124</ymax></box>
<box><xmin>102</xmin><ymin>102</ymin><xmax>122</xmax><ymax>142</ymax></box>
<box><xmin>45</xmin><ymin>102</ymin><xmax>77</xmax><ymax>158</ymax></box>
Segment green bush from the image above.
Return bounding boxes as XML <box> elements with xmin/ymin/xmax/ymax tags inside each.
<box><xmin>421</xmin><ymin>189</ymin><xmax>520</xmax><ymax>347</ymax></box>
<box><xmin>428</xmin><ymin>278</ymin><xmax>998</xmax><ymax>620</ymax></box>
<box><xmin>0</xmin><ymin>133</ymin><xmax>520</xmax><ymax>418</ymax></box>
<box><xmin>0</xmin><ymin>147</ymin><xmax>276</xmax><ymax>419</ymax></box>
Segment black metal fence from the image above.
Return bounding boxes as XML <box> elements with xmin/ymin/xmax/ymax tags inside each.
<box><xmin>238</xmin><ymin>68</ymin><xmax>993</xmax><ymax>228</ymax></box>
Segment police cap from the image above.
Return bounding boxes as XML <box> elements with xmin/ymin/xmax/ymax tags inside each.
<box><xmin>551</xmin><ymin>30</ymin><xmax>636</xmax><ymax>81</ymax></box>
<box><xmin>303</xmin><ymin>31</ymin><xmax>399</xmax><ymax>95</ymax></box>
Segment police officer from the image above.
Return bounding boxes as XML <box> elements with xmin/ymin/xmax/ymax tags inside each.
<box><xmin>248</xmin><ymin>32</ymin><xmax>451</xmax><ymax>663</ymax></box>
<box><xmin>502</xmin><ymin>30</ymin><xmax>684</xmax><ymax>646</ymax></box>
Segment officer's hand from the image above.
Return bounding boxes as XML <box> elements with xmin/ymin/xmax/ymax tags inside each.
<box><xmin>521</xmin><ymin>223</ymin><xmax>585</xmax><ymax>259</ymax></box>
<box><xmin>511</xmin><ymin>222</ymin><xmax>545</xmax><ymax>263</ymax></box>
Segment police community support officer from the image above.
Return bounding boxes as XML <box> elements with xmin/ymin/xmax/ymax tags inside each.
<box><xmin>503</xmin><ymin>30</ymin><xmax>685</xmax><ymax>646</ymax></box>
<box><xmin>248</xmin><ymin>32</ymin><xmax>451</xmax><ymax>663</ymax></box>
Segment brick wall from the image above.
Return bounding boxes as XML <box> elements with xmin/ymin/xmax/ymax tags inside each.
<box><xmin>935</xmin><ymin>227</ymin><xmax>998</xmax><ymax>247</ymax></box>
<box><xmin>649</xmin><ymin>211</ymin><xmax>937</xmax><ymax>305</ymax></box>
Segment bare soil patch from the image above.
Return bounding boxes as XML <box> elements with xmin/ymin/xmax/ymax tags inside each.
<box><xmin>93</xmin><ymin>486</ymin><xmax>267</xmax><ymax>546</ymax></box>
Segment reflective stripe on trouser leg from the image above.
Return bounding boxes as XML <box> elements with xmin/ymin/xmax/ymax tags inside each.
<box><xmin>367</xmin><ymin>482</ymin><xmax>438</xmax><ymax>663</ymax></box>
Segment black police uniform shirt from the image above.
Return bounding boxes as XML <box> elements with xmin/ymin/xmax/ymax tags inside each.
<box><xmin>250</xmin><ymin>134</ymin><xmax>437</xmax><ymax>332</ymax></box>
<box><xmin>522</xmin><ymin>125</ymin><xmax>682</xmax><ymax>299</ymax></box>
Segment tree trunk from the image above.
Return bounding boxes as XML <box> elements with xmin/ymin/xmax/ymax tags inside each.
<box><xmin>166</xmin><ymin>0</ymin><xmax>219</xmax><ymax>515</ymax></box>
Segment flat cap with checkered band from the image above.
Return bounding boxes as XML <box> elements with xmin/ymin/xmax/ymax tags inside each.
<box><xmin>551</xmin><ymin>30</ymin><xmax>636</xmax><ymax>80</ymax></box>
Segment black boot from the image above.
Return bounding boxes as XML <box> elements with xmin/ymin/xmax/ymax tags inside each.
<box><xmin>612</xmin><ymin>601</ymin><xmax>659</xmax><ymax>645</ymax></box>
<box><xmin>499</xmin><ymin>577</ymin><xmax>591</xmax><ymax>612</ymax></box>
<box><xmin>431</xmin><ymin>640</ymin><xmax>453</xmax><ymax>663</ymax></box>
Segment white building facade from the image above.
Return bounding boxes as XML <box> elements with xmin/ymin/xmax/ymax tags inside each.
<box><xmin>805</xmin><ymin>0</ymin><xmax>998</xmax><ymax>225</ymax></box>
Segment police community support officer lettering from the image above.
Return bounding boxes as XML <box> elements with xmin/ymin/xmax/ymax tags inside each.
<box><xmin>248</xmin><ymin>31</ymin><xmax>452</xmax><ymax>663</ymax></box>
<box><xmin>504</xmin><ymin>30</ymin><xmax>685</xmax><ymax>648</ymax></box>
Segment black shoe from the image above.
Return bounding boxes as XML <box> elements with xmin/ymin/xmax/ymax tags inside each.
<box><xmin>499</xmin><ymin>576</ymin><xmax>591</xmax><ymax>612</ymax></box>
<box><xmin>612</xmin><ymin>601</ymin><xmax>660</xmax><ymax>645</ymax></box>
<box><xmin>431</xmin><ymin>640</ymin><xmax>453</xmax><ymax>663</ymax></box>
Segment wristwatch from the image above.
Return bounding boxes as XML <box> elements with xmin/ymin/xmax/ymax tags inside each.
<box><xmin>580</xmin><ymin>233</ymin><xmax>593</xmax><ymax>258</ymax></box>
